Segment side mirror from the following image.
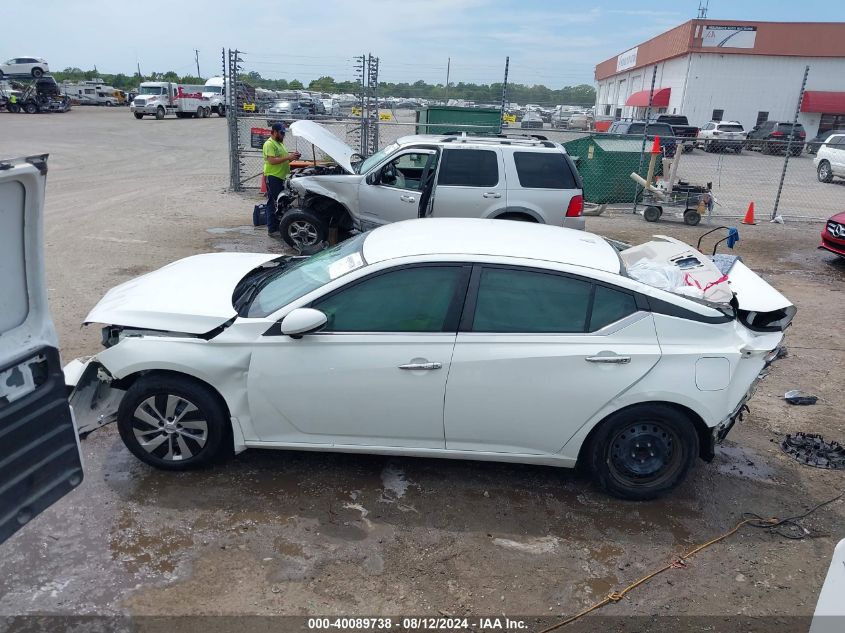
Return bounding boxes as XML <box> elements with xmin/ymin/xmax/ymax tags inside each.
<box><xmin>280</xmin><ymin>308</ymin><xmax>327</xmax><ymax>338</ymax></box>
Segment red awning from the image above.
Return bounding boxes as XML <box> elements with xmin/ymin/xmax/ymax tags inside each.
<box><xmin>625</xmin><ymin>88</ymin><xmax>671</xmax><ymax>108</ymax></box>
<box><xmin>801</xmin><ymin>91</ymin><xmax>845</xmax><ymax>114</ymax></box>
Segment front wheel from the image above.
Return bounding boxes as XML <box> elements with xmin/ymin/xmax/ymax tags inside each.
<box><xmin>217</xmin><ymin>105</ymin><xmax>225</xmax><ymax>117</ymax></box>
<box><xmin>117</xmin><ymin>375</ymin><xmax>231</xmax><ymax>471</ymax></box>
<box><xmin>587</xmin><ymin>404</ymin><xmax>699</xmax><ymax>500</ymax></box>
<box><xmin>32</xmin><ymin>67</ymin><xmax>43</xmax><ymax>78</ymax></box>
<box><xmin>134</xmin><ymin>112</ymin><xmax>143</xmax><ymax>119</ymax></box>
<box><xmin>155</xmin><ymin>106</ymin><xmax>165</xmax><ymax>120</ymax></box>
<box><xmin>818</xmin><ymin>160</ymin><xmax>834</xmax><ymax>183</ymax></box>
<box><xmin>279</xmin><ymin>209</ymin><xmax>328</xmax><ymax>251</ymax></box>
<box><xmin>23</xmin><ymin>102</ymin><xmax>38</xmax><ymax>114</ymax></box>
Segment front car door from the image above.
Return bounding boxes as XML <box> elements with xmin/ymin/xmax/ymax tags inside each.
<box><xmin>443</xmin><ymin>265</ymin><xmax>661</xmax><ymax>455</ymax></box>
<box><xmin>0</xmin><ymin>156</ymin><xmax>84</xmax><ymax>545</ymax></box>
<box><xmin>357</xmin><ymin>149</ymin><xmax>438</xmax><ymax>229</ymax></box>
<box><xmin>829</xmin><ymin>135</ymin><xmax>845</xmax><ymax>176</ymax></box>
<box><xmin>246</xmin><ymin>264</ymin><xmax>470</xmax><ymax>448</ymax></box>
<box><xmin>429</xmin><ymin>147</ymin><xmax>507</xmax><ymax>219</ymax></box>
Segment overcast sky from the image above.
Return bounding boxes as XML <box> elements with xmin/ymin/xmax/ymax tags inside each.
<box><xmin>5</xmin><ymin>1</ymin><xmax>845</xmax><ymax>88</ymax></box>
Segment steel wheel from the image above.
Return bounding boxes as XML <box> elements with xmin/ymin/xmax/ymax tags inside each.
<box><xmin>131</xmin><ymin>394</ymin><xmax>208</xmax><ymax>462</ymax></box>
<box><xmin>609</xmin><ymin>422</ymin><xmax>680</xmax><ymax>484</ymax></box>
<box><xmin>818</xmin><ymin>161</ymin><xmax>833</xmax><ymax>183</ymax></box>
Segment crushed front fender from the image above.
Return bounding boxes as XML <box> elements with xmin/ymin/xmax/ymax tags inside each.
<box><xmin>64</xmin><ymin>359</ymin><xmax>124</xmax><ymax>436</ymax></box>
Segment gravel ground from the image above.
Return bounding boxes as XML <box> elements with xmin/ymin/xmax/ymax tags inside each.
<box><xmin>1</xmin><ymin>108</ymin><xmax>844</xmax><ymax>630</ymax></box>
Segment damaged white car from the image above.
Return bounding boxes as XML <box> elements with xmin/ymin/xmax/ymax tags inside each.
<box><xmin>66</xmin><ymin>219</ymin><xmax>794</xmax><ymax>499</ymax></box>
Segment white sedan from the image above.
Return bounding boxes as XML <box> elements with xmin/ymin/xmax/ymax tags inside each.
<box><xmin>67</xmin><ymin>219</ymin><xmax>794</xmax><ymax>499</ymax></box>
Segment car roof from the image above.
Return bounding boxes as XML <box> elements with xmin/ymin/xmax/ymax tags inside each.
<box><xmin>395</xmin><ymin>134</ymin><xmax>560</xmax><ymax>150</ymax></box>
<box><xmin>361</xmin><ymin>219</ymin><xmax>621</xmax><ymax>273</ymax></box>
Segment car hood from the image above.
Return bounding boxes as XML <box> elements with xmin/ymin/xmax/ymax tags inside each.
<box><xmin>84</xmin><ymin>252</ymin><xmax>278</xmax><ymax>333</ymax></box>
<box><xmin>290</xmin><ymin>120</ymin><xmax>359</xmax><ymax>174</ymax></box>
<box><xmin>829</xmin><ymin>211</ymin><xmax>845</xmax><ymax>224</ymax></box>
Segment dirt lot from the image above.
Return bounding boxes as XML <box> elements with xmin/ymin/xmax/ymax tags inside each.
<box><xmin>1</xmin><ymin>108</ymin><xmax>845</xmax><ymax>630</ymax></box>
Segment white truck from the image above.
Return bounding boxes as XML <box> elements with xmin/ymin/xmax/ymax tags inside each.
<box><xmin>130</xmin><ymin>81</ymin><xmax>211</xmax><ymax>120</ymax></box>
<box><xmin>203</xmin><ymin>76</ymin><xmax>225</xmax><ymax>116</ymax></box>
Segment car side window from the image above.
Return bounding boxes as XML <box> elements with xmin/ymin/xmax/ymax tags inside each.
<box><xmin>590</xmin><ymin>285</ymin><xmax>638</xmax><ymax>331</ymax></box>
<box><xmin>471</xmin><ymin>268</ymin><xmax>593</xmax><ymax>333</ymax></box>
<box><xmin>513</xmin><ymin>152</ymin><xmax>577</xmax><ymax>189</ymax></box>
<box><xmin>378</xmin><ymin>152</ymin><xmax>432</xmax><ymax>191</ymax></box>
<box><xmin>437</xmin><ymin>149</ymin><xmax>498</xmax><ymax>187</ymax></box>
<box><xmin>312</xmin><ymin>266</ymin><xmax>466</xmax><ymax>333</ymax></box>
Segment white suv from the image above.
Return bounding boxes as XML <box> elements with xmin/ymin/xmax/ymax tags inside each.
<box><xmin>0</xmin><ymin>57</ymin><xmax>49</xmax><ymax>78</ymax></box>
<box><xmin>815</xmin><ymin>133</ymin><xmax>845</xmax><ymax>183</ymax></box>
<box><xmin>696</xmin><ymin>121</ymin><xmax>746</xmax><ymax>153</ymax></box>
<box><xmin>276</xmin><ymin>121</ymin><xmax>585</xmax><ymax>250</ymax></box>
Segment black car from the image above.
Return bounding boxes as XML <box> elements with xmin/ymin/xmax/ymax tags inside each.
<box><xmin>806</xmin><ymin>129</ymin><xmax>845</xmax><ymax>155</ymax></box>
<box><xmin>745</xmin><ymin>121</ymin><xmax>806</xmax><ymax>155</ymax></box>
<box><xmin>606</xmin><ymin>121</ymin><xmax>677</xmax><ymax>156</ymax></box>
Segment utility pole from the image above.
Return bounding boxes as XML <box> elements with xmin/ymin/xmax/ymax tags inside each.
<box><xmin>500</xmin><ymin>56</ymin><xmax>509</xmax><ymax>125</ymax></box>
<box><xmin>194</xmin><ymin>49</ymin><xmax>201</xmax><ymax>79</ymax></box>
<box><xmin>445</xmin><ymin>57</ymin><xmax>450</xmax><ymax>103</ymax></box>
<box><xmin>697</xmin><ymin>0</ymin><xmax>709</xmax><ymax>19</ymax></box>
<box><xmin>136</xmin><ymin>61</ymin><xmax>142</xmax><ymax>81</ymax></box>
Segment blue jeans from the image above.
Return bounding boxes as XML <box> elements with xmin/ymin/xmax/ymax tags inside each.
<box><xmin>266</xmin><ymin>175</ymin><xmax>285</xmax><ymax>233</ymax></box>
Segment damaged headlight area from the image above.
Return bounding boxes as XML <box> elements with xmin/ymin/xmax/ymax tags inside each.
<box><xmin>66</xmin><ymin>360</ymin><xmax>123</xmax><ymax>436</ymax></box>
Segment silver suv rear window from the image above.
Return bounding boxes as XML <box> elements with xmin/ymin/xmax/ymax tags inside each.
<box><xmin>513</xmin><ymin>152</ymin><xmax>577</xmax><ymax>189</ymax></box>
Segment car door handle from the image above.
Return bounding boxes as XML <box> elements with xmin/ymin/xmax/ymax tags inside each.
<box><xmin>585</xmin><ymin>355</ymin><xmax>631</xmax><ymax>364</ymax></box>
<box><xmin>482</xmin><ymin>192</ymin><xmax>502</xmax><ymax>198</ymax></box>
<box><xmin>400</xmin><ymin>195</ymin><xmax>416</xmax><ymax>203</ymax></box>
<box><xmin>398</xmin><ymin>362</ymin><xmax>442</xmax><ymax>370</ymax></box>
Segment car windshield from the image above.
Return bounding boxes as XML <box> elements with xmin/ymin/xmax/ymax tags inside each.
<box><xmin>139</xmin><ymin>86</ymin><xmax>163</xmax><ymax>95</ymax></box>
<box><xmin>204</xmin><ymin>85</ymin><xmax>222</xmax><ymax>94</ymax></box>
<box><xmin>246</xmin><ymin>234</ymin><xmax>368</xmax><ymax>318</ymax></box>
<box><xmin>718</xmin><ymin>124</ymin><xmax>744</xmax><ymax>132</ymax></box>
<box><xmin>357</xmin><ymin>142</ymin><xmax>399</xmax><ymax>175</ymax></box>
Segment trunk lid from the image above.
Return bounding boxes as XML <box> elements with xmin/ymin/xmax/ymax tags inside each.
<box><xmin>289</xmin><ymin>120</ymin><xmax>360</xmax><ymax>174</ymax></box>
<box><xmin>84</xmin><ymin>252</ymin><xmax>278</xmax><ymax>333</ymax></box>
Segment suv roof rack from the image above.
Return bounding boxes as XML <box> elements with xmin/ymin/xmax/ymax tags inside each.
<box><xmin>438</xmin><ymin>134</ymin><xmax>551</xmax><ymax>147</ymax></box>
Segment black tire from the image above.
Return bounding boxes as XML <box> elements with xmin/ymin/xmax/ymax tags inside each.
<box><xmin>117</xmin><ymin>375</ymin><xmax>231</xmax><ymax>471</ymax></box>
<box><xmin>734</xmin><ymin>146</ymin><xmax>742</xmax><ymax>154</ymax></box>
<box><xmin>818</xmin><ymin>160</ymin><xmax>834</xmax><ymax>183</ymax></box>
<box><xmin>587</xmin><ymin>404</ymin><xmax>699</xmax><ymax>500</ymax></box>
<box><xmin>703</xmin><ymin>141</ymin><xmax>711</xmax><ymax>153</ymax></box>
<box><xmin>643</xmin><ymin>206</ymin><xmax>661</xmax><ymax>222</ymax></box>
<box><xmin>684</xmin><ymin>210</ymin><xmax>701</xmax><ymax>226</ymax></box>
<box><xmin>279</xmin><ymin>209</ymin><xmax>328</xmax><ymax>250</ymax></box>
<box><xmin>23</xmin><ymin>102</ymin><xmax>38</xmax><ymax>114</ymax></box>
<box><xmin>217</xmin><ymin>105</ymin><xmax>225</xmax><ymax>117</ymax></box>
<box><xmin>134</xmin><ymin>112</ymin><xmax>143</xmax><ymax>119</ymax></box>
<box><xmin>196</xmin><ymin>107</ymin><xmax>205</xmax><ymax>119</ymax></box>
<box><xmin>155</xmin><ymin>106</ymin><xmax>165</xmax><ymax>120</ymax></box>
<box><xmin>31</xmin><ymin>67</ymin><xmax>43</xmax><ymax>78</ymax></box>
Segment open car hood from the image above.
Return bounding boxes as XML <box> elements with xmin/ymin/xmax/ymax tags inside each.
<box><xmin>289</xmin><ymin>120</ymin><xmax>359</xmax><ymax>174</ymax></box>
<box><xmin>84</xmin><ymin>252</ymin><xmax>278</xmax><ymax>334</ymax></box>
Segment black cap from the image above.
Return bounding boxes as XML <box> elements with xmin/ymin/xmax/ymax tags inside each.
<box><xmin>271</xmin><ymin>122</ymin><xmax>286</xmax><ymax>133</ymax></box>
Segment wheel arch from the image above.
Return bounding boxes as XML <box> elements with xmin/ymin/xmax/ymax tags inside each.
<box><xmin>489</xmin><ymin>206</ymin><xmax>543</xmax><ymax>223</ymax></box>
<box><xmin>302</xmin><ymin>192</ymin><xmax>354</xmax><ymax>229</ymax></box>
<box><xmin>113</xmin><ymin>368</ymin><xmax>232</xmax><ymax>420</ymax></box>
<box><xmin>574</xmin><ymin>400</ymin><xmax>713</xmax><ymax>470</ymax></box>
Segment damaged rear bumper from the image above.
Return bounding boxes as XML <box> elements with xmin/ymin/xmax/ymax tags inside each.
<box><xmin>63</xmin><ymin>358</ymin><xmax>123</xmax><ymax>436</ymax></box>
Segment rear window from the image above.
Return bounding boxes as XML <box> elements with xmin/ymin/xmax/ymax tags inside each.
<box><xmin>627</xmin><ymin>123</ymin><xmax>672</xmax><ymax>136</ymax></box>
<box><xmin>717</xmin><ymin>124</ymin><xmax>744</xmax><ymax>132</ymax></box>
<box><xmin>513</xmin><ymin>152</ymin><xmax>577</xmax><ymax>189</ymax></box>
<box><xmin>438</xmin><ymin>149</ymin><xmax>499</xmax><ymax>187</ymax></box>
<box><xmin>777</xmin><ymin>123</ymin><xmax>805</xmax><ymax>132</ymax></box>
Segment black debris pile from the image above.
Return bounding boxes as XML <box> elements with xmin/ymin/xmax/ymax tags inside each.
<box><xmin>781</xmin><ymin>433</ymin><xmax>845</xmax><ymax>469</ymax></box>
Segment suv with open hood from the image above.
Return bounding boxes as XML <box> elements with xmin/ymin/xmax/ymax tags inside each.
<box><xmin>274</xmin><ymin>121</ymin><xmax>585</xmax><ymax>250</ymax></box>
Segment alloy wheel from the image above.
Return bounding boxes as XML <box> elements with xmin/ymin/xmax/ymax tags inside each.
<box><xmin>287</xmin><ymin>220</ymin><xmax>319</xmax><ymax>247</ymax></box>
<box><xmin>131</xmin><ymin>394</ymin><xmax>208</xmax><ymax>462</ymax></box>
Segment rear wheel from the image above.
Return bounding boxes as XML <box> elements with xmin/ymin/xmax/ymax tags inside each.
<box><xmin>23</xmin><ymin>102</ymin><xmax>38</xmax><ymax>114</ymax></box>
<box><xmin>496</xmin><ymin>212</ymin><xmax>537</xmax><ymax>222</ymax></box>
<box><xmin>117</xmin><ymin>375</ymin><xmax>231</xmax><ymax>471</ymax></box>
<box><xmin>684</xmin><ymin>209</ymin><xmax>701</xmax><ymax>226</ymax></box>
<box><xmin>818</xmin><ymin>160</ymin><xmax>834</xmax><ymax>183</ymax></box>
<box><xmin>588</xmin><ymin>404</ymin><xmax>699</xmax><ymax>500</ymax></box>
<box><xmin>31</xmin><ymin>67</ymin><xmax>43</xmax><ymax>78</ymax></box>
<box><xmin>279</xmin><ymin>209</ymin><xmax>328</xmax><ymax>251</ymax></box>
<box><xmin>217</xmin><ymin>105</ymin><xmax>225</xmax><ymax>117</ymax></box>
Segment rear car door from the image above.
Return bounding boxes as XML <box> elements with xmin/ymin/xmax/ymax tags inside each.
<box><xmin>443</xmin><ymin>265</ymin><xmax>661</xmax><ymax>455</ymax></box>
<box><xmin>429</xmin><ymin>147</ymin><xmax>507</xmax><ymax>218</ymax></box>
<box><xmin>0</xmin><ymin>156</ymin><xmax>83</xmax><ymax>545</ymax></box>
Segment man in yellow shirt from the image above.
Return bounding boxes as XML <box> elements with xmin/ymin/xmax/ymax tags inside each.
<box><xmin>263</xmin><ymin>123</ymin><xmax>300</xmax><ymax>236</ymax></box>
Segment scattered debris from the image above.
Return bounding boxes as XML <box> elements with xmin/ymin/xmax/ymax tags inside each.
<box><xmin>781</xmin><ymin>433</ymin><xmax>845</xmax><ymax>469</ymax></box>
<box><xmin>784</xmin><ymin>390</ymin><xmax>818</xmax><ymax>405</ymax></box>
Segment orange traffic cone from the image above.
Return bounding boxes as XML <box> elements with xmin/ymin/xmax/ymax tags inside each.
<box><xmin>651</xmin><ymin>136</ymin><xmax>661</xmax><ymax>153</ymax></box>
<box><xmin>260</xmin><ymin>175</ymin><xmax>267</xmax><ymax>194</ymax></box>
<box><xmin>742</xmin><ymin>201</ymin><xmax>756</xmax><ymax>225</ymax></box>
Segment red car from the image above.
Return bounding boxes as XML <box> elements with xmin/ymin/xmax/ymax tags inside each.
<box><xmin>821</xmin><ymin>212</ymin><xmax>845</xmax><ymax>257</ymax></box>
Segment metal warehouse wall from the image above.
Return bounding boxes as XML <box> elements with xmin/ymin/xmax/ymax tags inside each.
<box><xmin>681</xmin><ymin>54</ymin><xmax>845</xmax><ymax>136</ymax></box>
<box><xmin>596</xmin><ymin>56</ymin><xmax>690</xmax><ymax>118</ymax></box>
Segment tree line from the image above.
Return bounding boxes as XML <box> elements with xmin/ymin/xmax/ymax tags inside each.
<box><xmin>49</xmin><ymin>68</ymin><xmax>596</xmax><ymax>107</ymax></box>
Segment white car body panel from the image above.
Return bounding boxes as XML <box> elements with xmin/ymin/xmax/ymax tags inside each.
<box><xmin>814</xmin><ymin>134</ymin><xmax>845</xmax><ymax>177</ymax></box>
<box><xmin>811</xmin><ymin>539</ymin><xmax>845</xmax><ymax>633</ymax></box>
<box><xmin>65</xmin><ymin>219</ymin><xmax>793</xmax><ymax>474</ymax></box>
<box><xmin>84</xmin><ymin>252</ymin><xmax>277</xmax><ymax>333</ymax></box>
